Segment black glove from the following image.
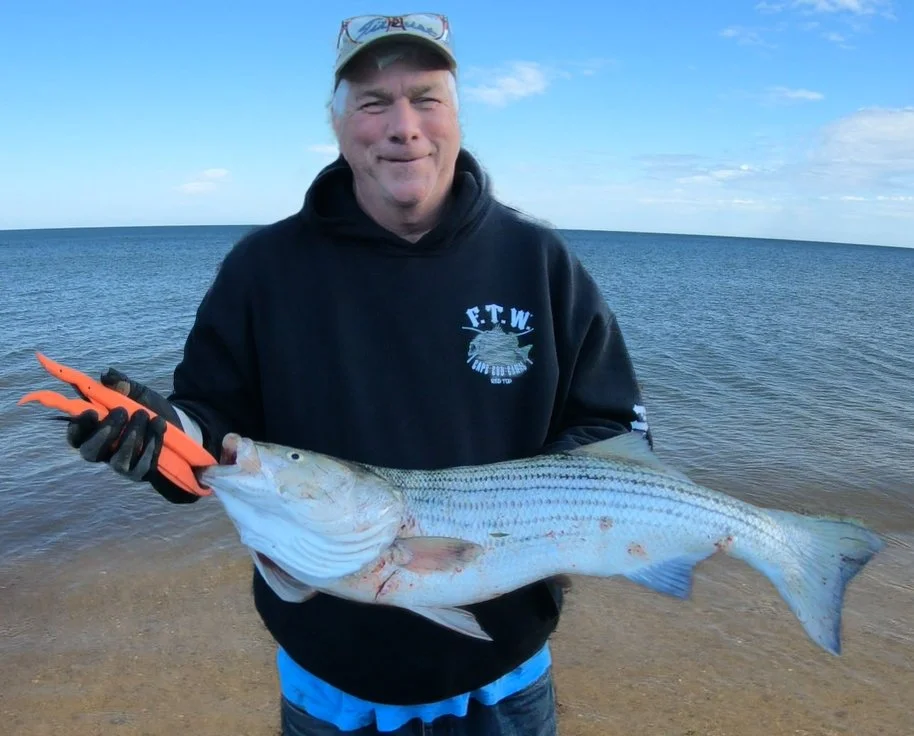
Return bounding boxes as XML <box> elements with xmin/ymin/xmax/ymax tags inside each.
<box><xmin>65</xmin><ymin>368</ymin><xmax>199</xmax><ymax>504</ymax></box>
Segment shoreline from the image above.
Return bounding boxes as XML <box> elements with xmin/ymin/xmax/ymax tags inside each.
<box><xmin>2</xmin><ymin>526</ymin><xmax>912</xmax><ymax>735</ymax></box>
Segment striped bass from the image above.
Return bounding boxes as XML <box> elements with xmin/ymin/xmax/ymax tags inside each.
<box><xmin>198</xmin><ymin>431</ymin><xmax>884</xmax><ymax>655</ymax></box>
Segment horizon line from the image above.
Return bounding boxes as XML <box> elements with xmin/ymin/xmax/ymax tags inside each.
<box><xmin>0</xmin><ymin>222</ymin><xmax>910</xmax><ymax>251</ymax></box>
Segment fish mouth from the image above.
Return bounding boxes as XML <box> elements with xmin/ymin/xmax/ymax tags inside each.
<box><xmin>220</xmin><ymin>442</ymin><xmax>238</xmax><ymax>466</ymax></box>
<box><xmin>224</xmin><ymin>433</ymin><xmax>261</xmax><ymax>470</ymax></box>
<box><xmin>199</xmin><ymin>433</ymin><xmax>261</xmax><ymax>480</ymax></box>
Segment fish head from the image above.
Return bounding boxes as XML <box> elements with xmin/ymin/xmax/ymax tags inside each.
<box><xmin>198</xmin><ymin>433</ymin><xmax>405</xmax><ymax>581</ymax></box>
<box><xmin>201</xmin><ymin>433</ymin><xmax>368</xmax><ymax>505</ymax></box>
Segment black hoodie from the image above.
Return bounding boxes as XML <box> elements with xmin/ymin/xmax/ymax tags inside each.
<box><xmin>169</xmin><ymin>149</ymin><xmax>648</xmax><ymax>705</ymax></box>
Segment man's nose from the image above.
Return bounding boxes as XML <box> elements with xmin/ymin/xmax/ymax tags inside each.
<box><xmin>386</xmin><ymin>99</ymin><xmax>421</xmax><ymax>142</ymax></box>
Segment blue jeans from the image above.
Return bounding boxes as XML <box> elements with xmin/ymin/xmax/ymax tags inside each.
<box><xmin>280</xmin><ymin>668</ymin><xmax>558</xmax><ymax>735</ymax></box>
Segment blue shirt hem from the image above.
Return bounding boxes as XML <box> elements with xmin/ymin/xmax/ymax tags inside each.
<box><xmin>277</xmin><ymin>643</ymin><xmax>552</xmax><ymax>732</ymax></box>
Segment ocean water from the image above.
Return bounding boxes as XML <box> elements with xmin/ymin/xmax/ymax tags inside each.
<box><xmin>1</xmin><ymin>225</ymin><xmax>912</xmax><ymax>569</ymax></box>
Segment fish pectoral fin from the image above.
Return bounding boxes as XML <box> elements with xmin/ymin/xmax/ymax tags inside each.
<box><xmin>250</xmin><ymin>551</ymin><xmax>318</xmax><ymax>604</ymax></box>
<box><xmin>570</xmin><ymin>432</ymin><xmax>692</xmax><ymax>482</ymax></box>
<box><xmin>393</xmin><ymin>536</ymin><xmax>483</xmax><ymax>573</ymax></box>
<box><xmin>623</xmin><ymin>552</ymin><xmax>710</xmax><ymax>599</ymax></box>
<box><xmin>406</xmin><ymin>605</ymin><xmax>493</xmax><ymax>641</ymax></box>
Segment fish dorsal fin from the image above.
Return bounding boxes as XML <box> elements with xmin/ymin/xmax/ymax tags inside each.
<box><xmin>569</xmin><ymin>432</ymin><xmax>692</xmax><ymax>483</ymax></box>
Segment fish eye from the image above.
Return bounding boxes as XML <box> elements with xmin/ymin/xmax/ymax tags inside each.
<box><xmin>287</xmin><ymin>451</ymin><xmax>303</xmax><ymax>462</ymax></box>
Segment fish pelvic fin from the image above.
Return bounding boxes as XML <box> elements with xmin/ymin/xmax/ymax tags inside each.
<box><xmin>405</xmin><ymin>604</ymin><xmax>493</xmax><ymax>641</ymax></box>
<box><xmin>756</xmin><ymin>510</ymin><xmax>884</xmax><ymax>656</ymax></box>
<box><xmin>250</xmin><ymin>551</ymin><xmax>317</xmax><ymax>604</ymax></box>
<box><xmin>623</xmin><ymin>551</ymin><xmax>711</xmax><ymax>599</ymax></box>
<box><xmin>569</xmin><ymin>432</ymin><xmax>692</xmax><ymax>483</ymax></box>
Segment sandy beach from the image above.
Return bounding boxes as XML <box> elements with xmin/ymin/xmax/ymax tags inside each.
<box><xmin>2</xmin><ymin>514</ymin><xmax>911</xmax><ymax>736</ymax></box>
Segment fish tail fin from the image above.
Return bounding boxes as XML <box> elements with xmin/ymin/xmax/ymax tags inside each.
<box><xmin>754</xmin><ymin>509</ymin><xmax>884</xmax><ymax>655</ymax></box>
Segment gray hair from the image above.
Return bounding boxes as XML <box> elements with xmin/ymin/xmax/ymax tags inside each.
<box><xmin>330</xmin><ymin>41</ymin><xmax>459</xmax><ymax>120</ymax></box>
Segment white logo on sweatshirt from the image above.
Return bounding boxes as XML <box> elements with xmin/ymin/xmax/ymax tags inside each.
<box><xmin>463</xmin><ymin>304</ymin><xmax>533</xmax><ymax>384</ymax></box>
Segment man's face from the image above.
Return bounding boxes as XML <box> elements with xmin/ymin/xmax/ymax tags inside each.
<box><xmin>334</xmin><ymin>62</ymin><xmax>460</xmax><ymax>218</ymax></box>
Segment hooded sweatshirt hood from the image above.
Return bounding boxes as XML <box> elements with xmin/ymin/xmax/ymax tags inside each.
<box><xmin>300</xmin><ymin>148</ymin><xmax>494</xmax><ymax>256</ymax></box>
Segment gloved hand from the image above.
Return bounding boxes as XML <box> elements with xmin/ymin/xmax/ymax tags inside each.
<box><xmin>65</xmin><ymin>368</ymin><xmax>199</xmax><ymax>504</ymax></box>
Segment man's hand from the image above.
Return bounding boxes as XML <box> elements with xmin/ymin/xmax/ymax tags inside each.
<box><xmin>65</xmin><ymin>368</ymin><xmax>199</xmax><ymax>504</ymax></box>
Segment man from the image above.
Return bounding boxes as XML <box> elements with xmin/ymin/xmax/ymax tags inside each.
<box><xmin>66</xmin><ymin>13</ymin><xmax>650</xmax><ymax>735</ymax></box>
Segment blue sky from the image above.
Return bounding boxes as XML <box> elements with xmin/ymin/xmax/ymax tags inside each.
<box><xmin>1</xmin><ymin>0</ymin><xmax>912</xmax><ymax>247</ymax></box>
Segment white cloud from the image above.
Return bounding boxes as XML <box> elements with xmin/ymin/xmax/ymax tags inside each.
<box><xmin>567</xmin><ymin>58</ymin><xmax>617</xmax><ymax>76</ymax></box>
<box><xmin>487</xmin><ymin>147</ymin><xmax>914</xmax><ymax>245</ymax></box>
<box><xmin>792</xmin><ymin>0</ymin><xmax>893</xmax><ymax>15</ymax></box>
<box><xmin>748</xmin><ymin>0</ymin><xmax>894</xmax><ymax>46</ymax></box>
<box><xmin>636</xmin><ymin>194</ymin><xmax>776</xmax><ymax>211</ymax></box>
<box><xmin>676</xmin><ymin>164</ymin><xmax>759</xmax><ymax>185</ymax></box>
<box><xmin>177</xmin><ymin>181</ymin><xmax>217</xmax><ymax>194</ymax></box>
<box><xmin>460</xmin><ymin>58</ymin><xmax>615</xmax><ymax>107</ymax></box>
<box><xmin>463</xmin><ymin>62</ymin><xmax>549</xmax><ymax>107</ymax></box>
<box><xmin>819</xmin><ymin>194</ymin><xmax>914</xmax><ymax>220</ymax></box>
<box><xmin>651</xmin><ymin>109</ymin><xmax>914</xmax><ymax>196</ymax></box>
<box><xmin>626</xmin><ymin>110</ymin><xmax>914</xmax><ymax>199</ymax></box>
<box><xmin>822</xmin><ymin>30</ymin><xmax>854</xmax><ymax>48</ymax></box>
<box><xmin>177</xmin><ymin>167</ymin><xmax>231</xmax><ymax>195</ymax></box>
<box><xmin>809</xmin><ymin>107</ymin><xmax>914</xmax><ymax>186</ymax></box>
<box><xmin>719</xmin><ymin>26</ymin><xmax>773</xmax><ymax>46</ymax></box>
<box><xmin>757</xmin><ymin>0</ymin><xmax>894</xmax><ymax>13</ymax></box>
<box><xmin>307</xmin><ymin>144</ymin><xmax>338</xmax><ymax>156</ymax></box>
<box><xmin>767</xmin><ymin>85</ymin><xmax>825</xmax><ymax>102</ymax></box>
<box><xmin>497</xmin><ymin>107</ymin><xmax>914</xmax><ymax>245</ymax></box>
<box><xmin>755</xmin><ymin>1</ymin><xmax>788</xmax><ymax>12</ymax></box>
<box><xmin>635</xmin><ymin>154</ymin><xmax>706</xmax><ymax>178</ymax></box>
<box><xmin>726</xmin><ymin>86</ymin><xmax>826</xmax><ymax>106</ymax></box>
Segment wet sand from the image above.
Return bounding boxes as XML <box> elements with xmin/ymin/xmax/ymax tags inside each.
<box><xmin>2</xmin><ymin>519</ymin><xmax>912</xmax><ymax>736</ymax></box>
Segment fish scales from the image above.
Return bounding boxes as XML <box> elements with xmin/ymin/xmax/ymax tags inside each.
<box><xmin>375</xmin><ymin>458</ymin><xmax>769</xmax><ymax>543</ymax></box>
<box><xmin>348</xmin><ymin>461</ymin><xmax>776</xmax><ymax>610</ymax></box>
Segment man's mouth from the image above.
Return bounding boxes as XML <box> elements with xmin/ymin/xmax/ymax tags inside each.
<box><xmin>383</xmin><ymin>155</ymin><xmax>426</xmax><ymax>163</ymax></box>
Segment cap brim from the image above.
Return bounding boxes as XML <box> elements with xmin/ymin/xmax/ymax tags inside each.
<box><xmin>334</xmin><ymin>32</ymin><xmax>457</xmax><ymax>80</ymax></box>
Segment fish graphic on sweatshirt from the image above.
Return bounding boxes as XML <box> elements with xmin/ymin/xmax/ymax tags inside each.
<box><xmin>463</xmin><ymin>304</ymin><xmax>534</xmax><ymax>384</ymax></box>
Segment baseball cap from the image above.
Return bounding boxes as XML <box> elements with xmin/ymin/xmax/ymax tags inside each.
<box><xmin>334</xmin><ymin>13</ymin><xmax>456</xmax><ymax>81</ymax></box>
